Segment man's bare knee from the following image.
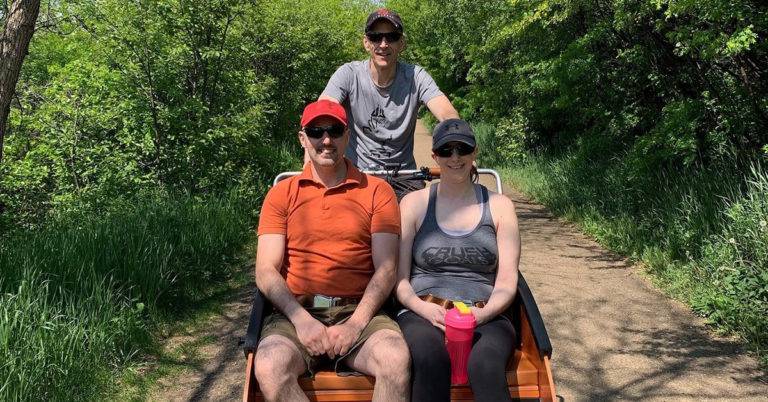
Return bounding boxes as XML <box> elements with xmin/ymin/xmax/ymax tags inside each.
<box><xmin>367</xmin><ymin>330</ymin><xmax>410</xmax><ymax>379</ymax></box>
<box><xmin>253</xmin><ymin>336</ymin><xmax>305</xmax><ymax>397</ymax></box>
<box><xmin>358</xmin><ymin>330</ymin><xmax>410</xmax><ymax>402</ymax></box>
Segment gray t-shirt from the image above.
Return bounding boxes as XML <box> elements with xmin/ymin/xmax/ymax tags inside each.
<box><xmin>321</xmin><ymin>60</ymin><xmax>444</xmax><ymax>170</ymax></box>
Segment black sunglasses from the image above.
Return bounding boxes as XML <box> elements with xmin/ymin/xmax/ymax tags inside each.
<box><xmin>366</xmin><ymin>31</ymin><xmax>402</xmax><ymax>43</ymax></box>
<box><xmin>434</xmin><ymin>143</ymin><xmax>475</xmax><ymax>157</ymax></box>
<box><xmin>304</xmin><ymin>124</ymin><xmax>345</xmax><ymax>139</ymax></box>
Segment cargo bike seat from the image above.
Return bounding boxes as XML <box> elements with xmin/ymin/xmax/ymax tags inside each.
<box><xmin>242</xmin><ymin>167</ymin><xmax>557</xmax><ymax>402</ymax></box>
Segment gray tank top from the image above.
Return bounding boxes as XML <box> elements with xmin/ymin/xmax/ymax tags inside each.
<box><xmin>410</xmin><ymin>184</ymin><xmax>499</xmax><ymax>302</ymax></box>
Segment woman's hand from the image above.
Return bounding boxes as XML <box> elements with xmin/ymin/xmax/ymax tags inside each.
<box><xmin>415</xmin><ymin>301</ymin><xmax>447</xmax><ymax>331</ymax></box>
<box><xmin>470</xmin><ymin>306</ymin><xmax>490</xmax><ymax>326</ymax></box>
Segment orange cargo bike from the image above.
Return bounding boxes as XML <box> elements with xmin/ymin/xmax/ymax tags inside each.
<box><xmin>242</xmin><ymin>168</ymin><xmax>556</xmax><ymax>402</ymax></box>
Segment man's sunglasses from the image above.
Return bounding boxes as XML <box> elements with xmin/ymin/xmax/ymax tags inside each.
<box><xmin>366</xmin><ymin>31</ymin><xmax>402</xmax><ymax>43</ymax></box>
<box><xmin>304</xmin><ymin>124</ymin><xmax>345</xmax><ymax>139</ymax></box>
<box><xmin>434</xmin><ymin>143</ymin><xmax>475</xmax><ymax>157</ymax></box>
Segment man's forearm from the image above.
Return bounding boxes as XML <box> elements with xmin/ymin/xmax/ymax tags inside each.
<box><xmin>427</xmin><ymin>95</ymin><xmax>460</xmax><ymax>121</ymax></box>
<box><xmin>256</xmin><ymin>268</ymin><xmax>311</xmax><ymax>324</ymax></box>
<box><xmin>346</xmin><ymin>264</ymin><xmax>395</xmax><ymax>328</ymax></box>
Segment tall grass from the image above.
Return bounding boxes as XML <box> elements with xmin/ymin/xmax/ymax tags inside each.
<box><xmin>475</xmin><ymin>123</ymin><xmax>768</xmax><ymax>361</ymax></box>
<box><xmin>694</xmin><ymin>167</ymin><xmax>768</xmax><ymax>353</ymax></box>
<box><xmin>0</xmin><ymin>191</ymin><xmax>254</xmax><ymax>401</ymax></box>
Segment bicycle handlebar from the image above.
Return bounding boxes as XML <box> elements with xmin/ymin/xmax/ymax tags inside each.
<box><xmin>273</xmin><ymin>167</ymin><xmax>503</xmax><ymax>194</ymax></box>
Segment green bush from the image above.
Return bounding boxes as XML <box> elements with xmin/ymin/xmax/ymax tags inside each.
<box><xmin>474</xmin><ymin>112</ymin><xmax>530</xmax><ymax>168</ymax></box>
<box><xmin>1</xmin><ymin>0</ymin><xmax>366</xmax><ymax>231</ymax></box>
<box><xmin>693</xmin><ymin>167</ymin><xmax>768</xmax><ymax>350</ymax></box>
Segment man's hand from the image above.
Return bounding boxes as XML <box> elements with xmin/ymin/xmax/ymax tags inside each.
<box><xmin>415</xmin><ymin>301</ymin><xmax>447</xmax><ymax>331</ymax></box>
<box><xmin>294</xmin><ymin>316</ymin><xmax>331</xmax><ymax>356</ymax></box>
<box><xmin>326</xmin><ymin>321</ymin><xmax>365</xmax><ymax>358</ymax></box>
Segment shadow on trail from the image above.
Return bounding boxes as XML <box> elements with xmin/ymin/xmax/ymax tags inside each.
<box><xmin>549</xmin><ymin>303</ymin><xmax>767</xmax><ymax>401</ymax></box>
<box><xmin>509</xmin><ymin>188</ymin><xmax>768</xmax><ymax>401</ymax></box>
<box><xmin>187</xmin><ymin>305</ymin><xmax>247</xmax><ymax>401</ymax></box>
<box><xmin>178</xmin><ymin>287</ymin><xmax>254</xmax><ymax>402</ymax></box>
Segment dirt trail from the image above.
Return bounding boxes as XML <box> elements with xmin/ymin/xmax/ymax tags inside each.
<box><xmin>153</xmin><ymin>120</ymin><xmax>768</xmax><ymax>401</ymax></box>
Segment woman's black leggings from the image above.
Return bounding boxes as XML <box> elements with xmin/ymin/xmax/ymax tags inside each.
<box><xmin>397</xmin><ymin>310</ymin><xmax>516</xmax><ymax>402</ymax></box>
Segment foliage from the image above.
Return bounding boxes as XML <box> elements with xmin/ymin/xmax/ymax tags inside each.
<box><xmin>474</xmin><ymin>111</ymin><xmax>530</xmax><ymax>168</ymax></box>
<box><xmin>391</xmin><ymin>0</ymin><xmax>767</xmax><ymax>163</ymax></box>
<box><xmin>694</xmin><ymin>166</ymin><xmax>768</xmax><ymax>350</ymax></box>
<box><xmin>391</xmin><ymin>0</ymin><xmax>768</xmax><ymax>357</ymax></box>
<box><xmin>0</xmin><ymin>0</ymin><xmax>371</xmax><ymax>399</ymax></box>
<box><xmin>0</xmin><ymin>274</ymin><xmax>145</xmax><ymax>402</ymax></box>
<box><xmin>1</xmin><ymin>0</ymin><xmax>367</xmax><ymax>230</ymax></box>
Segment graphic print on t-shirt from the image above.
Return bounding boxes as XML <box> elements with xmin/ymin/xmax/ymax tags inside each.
<box><xmin>364</xmin><ymin>105</ymin><xmax>393</xmax><ymax>164</ymax></box>
<box><xmin>421</xmin><ymin>246</ymin><xmax>497</xmax><ymax>266</ymax></box>
<box><xmin>367</xmin><ymin>105</ymin><xmax>386</xmax><ymax>133</ymax></box>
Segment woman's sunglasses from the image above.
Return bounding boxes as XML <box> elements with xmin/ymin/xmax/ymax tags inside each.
<box><xmin>434</xmin><ymin>143</ymin><xmax>475</xmax><ymax>157</ymax></box>
<box><xmin>366</xmin><ymin>31</ymin><xmax>403</xmax><ymax>43</ymax></box>
<box><xmin>304</xmin><ymin>124</ymin><xmax>345</xmax><ymax>139</ymax></box>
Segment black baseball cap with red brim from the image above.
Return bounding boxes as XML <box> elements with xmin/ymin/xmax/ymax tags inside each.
<box><xmin>365</xmin><ymin>8</ymin><xmax>404</xmax><ymax>33</ymax></box>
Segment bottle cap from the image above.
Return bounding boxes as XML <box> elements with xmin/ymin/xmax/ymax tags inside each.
<box><xmin>453</xmin><ymin>301</ymin><xmax>471</xmax><ymax>315</ymax></box>
<box><xmin>445</xmin><ymin>303</ymin><xmax>477</xmax><ymax>330</ymax></box>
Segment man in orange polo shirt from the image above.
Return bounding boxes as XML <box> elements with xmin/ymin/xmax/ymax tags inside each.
<box><xmin>253</xmin><ymin>100</ymin><xmax>409</xmax><ymax>402</ymax></box>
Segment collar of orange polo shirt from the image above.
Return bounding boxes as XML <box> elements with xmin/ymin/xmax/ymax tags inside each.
<box><xmin>297</xmin><ymin>158</ymin><xmax>363</xmax><ymax>190</ymax></box>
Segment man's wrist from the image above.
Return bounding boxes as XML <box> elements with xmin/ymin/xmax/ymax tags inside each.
<box><xmin>287</xmin><ymin>307</ymin><xmax>313</xmax><ymax>326</ymax></box>
<box><xmin>345</xmin><ymin>315</ymin><xmax>368</xmax><ymax>332</ymax></box>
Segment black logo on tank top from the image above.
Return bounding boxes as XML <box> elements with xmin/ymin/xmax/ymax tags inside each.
<box><xmin>421</xmin><ymin>247</ymin><xmax>497</xmax><ymax>266</ymax></box>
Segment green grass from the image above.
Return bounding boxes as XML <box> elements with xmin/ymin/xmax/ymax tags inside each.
<box><xmin>0</xmin><ymin>191</ymin><xmax>256</xmax><ymax>401</ymax></box>
<box><xmin>474</xmin><ymin>122</ymin><xmax>768</xmax><ymax>366</ymax></box>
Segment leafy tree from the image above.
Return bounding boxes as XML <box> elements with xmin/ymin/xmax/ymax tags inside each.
<box><xmin>391</xmin><ymin>0</ymin><xmax>767</xmax><ymax>166</ymax></box>
<box><xmin>1</xmin><ymin>0</ymin><xmax>368</xmax><ymax>228</ymax></box>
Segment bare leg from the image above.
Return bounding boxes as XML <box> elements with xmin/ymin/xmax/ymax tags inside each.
<box><xmin>253</xmin><ymin>335</ymin><xmax>309</xmax><ymax>402</ymax></box>
<box><xmin>345</xmin><ymin>329</ymin><xmax>410</xmax><ymax>402</ymax></box>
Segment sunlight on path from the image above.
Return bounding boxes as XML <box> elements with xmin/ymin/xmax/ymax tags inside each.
<box><xmin>413</xmin><ymin>119</ymin><xmax>433</xmax><ymax>168</ymax></box>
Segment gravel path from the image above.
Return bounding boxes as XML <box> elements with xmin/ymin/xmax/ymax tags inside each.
<box><xmin>152</xmin><ymin>120</ymin><xmax>768</xmax><ymax>401</ymax></box>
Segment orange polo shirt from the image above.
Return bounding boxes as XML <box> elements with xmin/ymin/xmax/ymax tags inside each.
<box><xmin>257</xmin><ymin>159</ymin><xmax>400</xmax><ymax>297</ymax></box>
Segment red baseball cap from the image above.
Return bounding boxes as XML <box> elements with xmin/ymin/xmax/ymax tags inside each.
<box><xmin>301</xmin><ymin>100</ymin><xmax>347</xmax><ymax>127</ymax></box>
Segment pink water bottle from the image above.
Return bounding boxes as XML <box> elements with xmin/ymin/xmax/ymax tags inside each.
<box><xmin>445</xmin><ymin>301</ymin><xmax>476</xmax><ymax>385</ymax></box>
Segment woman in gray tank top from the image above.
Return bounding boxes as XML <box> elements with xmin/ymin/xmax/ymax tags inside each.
<box><xmin>395</xmin><ymin>119</ymin><xmax>521</xmax><ymax>402</ymax></box>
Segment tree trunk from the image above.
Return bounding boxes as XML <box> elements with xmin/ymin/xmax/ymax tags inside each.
<box><xmin>0</xmin><ymin>0</ymin><xmax>41</xmax><ymax>164</ymax></box>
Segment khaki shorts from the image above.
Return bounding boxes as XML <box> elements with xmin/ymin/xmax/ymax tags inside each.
<box><xmin>259</xmin><ymin>304</ymin><xmax>401</xmax><ymax>374</ymax></box>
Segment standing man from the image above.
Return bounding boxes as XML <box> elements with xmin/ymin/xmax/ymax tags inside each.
<box><xmin>253</xmin><ymin>100</ymin><xmax>410</xmax><ymax>402</ymax></box>
<box><xmin>319</xmin><ymin>8</ymin><xmax>459</xmax><ymax>172</ymax></box>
